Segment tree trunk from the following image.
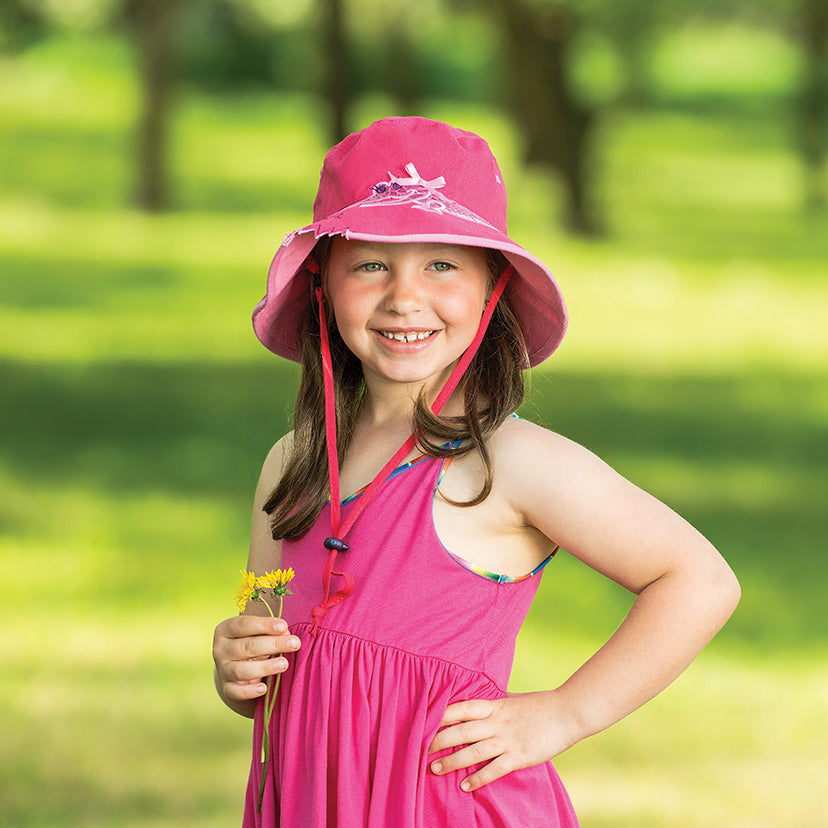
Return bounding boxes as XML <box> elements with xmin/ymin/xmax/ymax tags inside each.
<box><xmin>492</xmin><ymin>0</ymin><xmax>600</xmax><ymax>235</ymax></box>
<box><xmin>797</xmin><ymin>0</ymin><xmax>828</xmax><ymax>210</ymax></box>
<box><xmin>386</xmin><ymin>4</ymin><xmax>419</xmax><ymax>115</ymax></box>
<box><xmin>132</xmin><ymin>0</ymin><xmax>175</xmax><ymax>212</ymax></box>
<box><xmin>322</xmin><ymin>0</ymin><xmax>350</xmax><ymax>145</ymax></box>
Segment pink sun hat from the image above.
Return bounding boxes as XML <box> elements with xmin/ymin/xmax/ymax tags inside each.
<box><xmin>252</xmin><ymin>116</ymin><xmax>567</xmax><ymax>366</ymax></box>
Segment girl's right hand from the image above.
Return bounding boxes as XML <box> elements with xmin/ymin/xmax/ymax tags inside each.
<box><xmin>212</xmin><ymin>615</ymin><xmax>301</xmax><ymax>711</ymax></box>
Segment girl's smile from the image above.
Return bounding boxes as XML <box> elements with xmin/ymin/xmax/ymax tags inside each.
<box><xmin>376</xmin><ymin>329</ymin><xmax>435</xmax><ymax>344</ymax></box>
<box><xmin>326</xmin><ymin>238</ymin><xmax>490</xmax><ymax>394</ymax></box>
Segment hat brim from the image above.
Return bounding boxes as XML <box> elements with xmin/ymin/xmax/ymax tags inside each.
<box><xmin>252</xmin><ymin>201</ymin><xmax>567</xmax><ymax>367</ymax></box>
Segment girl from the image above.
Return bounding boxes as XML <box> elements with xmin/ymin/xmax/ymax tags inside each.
<box><xmin>212</xmin><ymin>117</ymin><xmax>740</xmax><ymax>827</ymax></box>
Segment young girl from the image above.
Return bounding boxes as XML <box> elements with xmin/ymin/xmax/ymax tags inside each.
<box><xmin>212</xmin><ymin>117</ymin><xmax>740</xmax><ymax>827</ymax></box>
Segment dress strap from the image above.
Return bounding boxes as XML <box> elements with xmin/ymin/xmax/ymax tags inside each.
<box><xmin>436</xmin><ymin>439</ymin><xmax>463</xmax><ymax>488</ymax></box>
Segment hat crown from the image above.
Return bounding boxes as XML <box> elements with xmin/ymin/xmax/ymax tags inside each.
<box><xmin>312</xmin><ymin>117</ymin><xmax>508</xmax><ymax>234</ymax></box>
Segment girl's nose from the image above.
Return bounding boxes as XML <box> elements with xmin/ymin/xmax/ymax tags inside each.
<box><xmin>383</xmin><ymin>268</ymin><xmax>423</xmax><ymax>315</ymax></box>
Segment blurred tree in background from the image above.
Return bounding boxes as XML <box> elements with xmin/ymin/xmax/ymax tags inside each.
<box><xmin>321</xmin><ymin>0</ymin><xmax>350</xmax><ymax>145</ymax></box>
<box><xmin>1</xmin><ymin>0</ymin><xmax>824</xmax><ymax>222</ymax></box>
<box><xmin>480</xmin><ymin>0</ymin><xmax>598</xmax><ymax>234</ymax></box>
<box><xmin>123</xmin><ymin>0</ymin><xmax>177</xmax><ymax>211</ymax></box>
<box><xmin>795</xmin><ymin>0</ymin><xmax>827</xmax><ymax>208</ymax></box>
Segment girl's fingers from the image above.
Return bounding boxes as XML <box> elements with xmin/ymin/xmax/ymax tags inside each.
<box><xmin>213</xmin><ymin>614</ymin><xmax>301</xmax><ymax>690</ymax></box>
<box><xmin>228</xmin><ymin>655</ymin><xmax>290</xmax><ymax>684</ymax></box>
<box><xmin>235</xmin><ymin>632</ymin><xmax>300</xmax><ymax>661</ymax></box>
<box><xmin>214</xmin><ymin>625</ymin><xmax>301</xmax><ymax>662</ymax></box>
<box><xmin>457</xmin><ymin>754</ymin><xmax>515</xmax><ymax>792</ymax></box>
<box><xmin>429</xmin><ymin>693</ymin><xmax>564</xmax><ymax>792</ymax></box>
<box><xmin>427</xmin><ymin>697</ymin><xmax>524</xmax><ymax>790</ymax></box>
<box><xmin>223</xmin><ymin>678</ymin><xmax>269</xmax><ymax>702</ymax></box>
<box><xmin>221</xmin><ymin>615</ymin><xmax>288</xmax><ymax>638</ymax></box>
<box><xmin>438</xmin><ymin>698</ymin><xmax>496</xmax><ymax>727</ymax></box>
<box><xmin>213</xmin><ymin>616</ymin><xmax>286</xmax><ymax>661</ymax></box>
<box><xmin>428</xmin><ymin>699</ymin><xmax>499</xmax><ymax>754</ymax></box>
<box><xmin>430</xmin><ymin>735</ymin><xmax>522</xmax><ymax>793</ymax></box>
<box><xmin>428</xmin><ymin>718</ymin><xmax>492</xmax><ymax>755</ymax></box>
<box><xmin>430</xmin><ymin>739</ymin><xmax>501</xmax><ymax>780</ymax></box>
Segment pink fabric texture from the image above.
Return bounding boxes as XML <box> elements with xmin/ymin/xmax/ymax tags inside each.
<box><xmin>251</xmin><ymin>117</ymin><xmax>567</xmax><ymax>366</ymax></box>
<box><xmin>242</xmin><ymin>456</ymin><xmax>580</xmax><ymax>827</ymax></box>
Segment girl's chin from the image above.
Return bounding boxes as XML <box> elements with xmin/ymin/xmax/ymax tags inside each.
<box><xmin>364</xmin><ymin>360</ymin><xmax>459</xmax><ymax>390</ymax></box>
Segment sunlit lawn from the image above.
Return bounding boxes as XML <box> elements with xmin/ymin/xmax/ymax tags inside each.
<box><xmin>2</xmin><ymin>32</ymin><xmax>827</xmax><ymax>827</ymax></box>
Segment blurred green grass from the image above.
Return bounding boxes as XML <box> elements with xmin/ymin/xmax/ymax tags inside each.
<box><xmin>2</xmin><ymin>29</ymin><xmax>827</xmax><ymax>828</ymax></box>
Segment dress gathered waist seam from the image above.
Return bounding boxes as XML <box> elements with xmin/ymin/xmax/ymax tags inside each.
<box><xmin>291</xmin><ymin>621</ymin><xmax>507</xmax><ymax>695</ymax></box>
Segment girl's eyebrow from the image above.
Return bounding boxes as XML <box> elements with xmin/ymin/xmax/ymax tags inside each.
<box><xmin>341</xmin><ymin>243</ymin><xmax>385</xmax><ymax>258</ymax></box>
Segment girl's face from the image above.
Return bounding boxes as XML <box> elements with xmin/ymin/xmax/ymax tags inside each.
<box><xmin>325</xmin><ymin>238</ymin><xmax>490</xmax><ymax>393</ymax></box>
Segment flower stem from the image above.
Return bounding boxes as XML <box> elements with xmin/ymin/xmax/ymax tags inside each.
<box><xmin>264</xmin><ymin>595</ymin><xmax>285</xmax><ymax>725</ymax></box>
<box><xmin>257</xmin><ymin>593</ymin><xmax>286</xmax><ymax>813</ymax></box>
<box><xmin>259</xmin><ymin>599</ymin><xmax>275</xmax><ymax>762</ymax></box>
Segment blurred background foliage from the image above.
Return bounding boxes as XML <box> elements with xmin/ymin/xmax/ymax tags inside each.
<box><xmin>1</xmin><ymin>0</ymin><xmax>826</xmax><ymax>826</ymax></box>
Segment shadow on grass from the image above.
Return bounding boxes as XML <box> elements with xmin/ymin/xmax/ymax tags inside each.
<box><xmin>3</xmin><ymin>358</ymin><xmax>826</xmax><ymax>652</ymax></box>
<box><xmin>2</xmin><ymin>358</ymin><xmax>299</xmax><ymax>498</ymax></box>
<box><xmin>0</xmin><ymin>255</ymin><xmax>185</xmax><ymax>310</ymax></box>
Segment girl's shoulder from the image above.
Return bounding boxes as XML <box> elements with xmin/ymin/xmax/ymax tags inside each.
<box><xmin>489</xmin><ymin>414</ymin><xmax>584</xmax><ymax>470</ymax></box>
<box><xmin>487</xmin><ymin>415</ymin><xmax>619</xmax><ymax>514</ymax></box>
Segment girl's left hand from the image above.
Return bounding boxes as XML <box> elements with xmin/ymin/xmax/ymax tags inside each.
<box><xmin>427</xmin><ymin>691</ymin><xmax>577</xmax><ymax>792</ymax></box>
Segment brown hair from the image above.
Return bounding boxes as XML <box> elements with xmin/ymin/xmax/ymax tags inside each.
<box><xmin>263</xmin><ymin>240</ymin><xmax>529</xmax><ymax>540</ymax></box>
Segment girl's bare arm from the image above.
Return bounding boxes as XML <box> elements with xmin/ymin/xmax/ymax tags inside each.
<box><xmin>429</xmin><ymin>421</ymin><xmax>740</xmax><ymax>790</ymax></box>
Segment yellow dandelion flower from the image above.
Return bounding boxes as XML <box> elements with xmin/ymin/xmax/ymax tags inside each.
<box><xmin>235</xmin><ymin>569</ymin><xmax>259</xmax><ymax>613</ymax></box>
<box><xmin>256</xmin><ymin>568</ymin><xmax>296</xmax><ymax>596</ymax></box>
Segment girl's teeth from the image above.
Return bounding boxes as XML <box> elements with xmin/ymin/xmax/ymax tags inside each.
<box><xmin>381</xmin><ymin>331</ymin><xmax>434</xmax><ymax>343</ymax></box>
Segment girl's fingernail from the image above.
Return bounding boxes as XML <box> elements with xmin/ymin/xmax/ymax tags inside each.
<box><xmin>274</xmin><ymin>620</ymin><xmax>287</xmax><ymax>633</ymax></box>
<box><xmin>461</xmin><ymin>779</ymin><xmax>471</xmax><ymax>792</ymax></box>
<box><xmin>431</xmin><ymin>762</ymin><xmax>442</xmax><ymax>774</ymax></box>
<box><xmin>275</xmin><ymin>657</ymin><xmax>288</xmax><ymax>670</ymax></box>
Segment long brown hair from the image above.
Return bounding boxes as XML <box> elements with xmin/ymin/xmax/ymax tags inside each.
<box><xmin>263</xmin><ymin>240</ymin><xmax>529</xmax><ymax>540</ymax></box>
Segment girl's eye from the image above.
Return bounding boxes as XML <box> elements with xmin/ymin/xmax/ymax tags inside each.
<box><xmin>359</xmin><ymin>262</ymin><xmax>385</xmax><ymax>272</ymax></box>
<box><xmin>429</xmin><ymin>261</ymin><xmax>455</xmax><ymax>272</ymax></box>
